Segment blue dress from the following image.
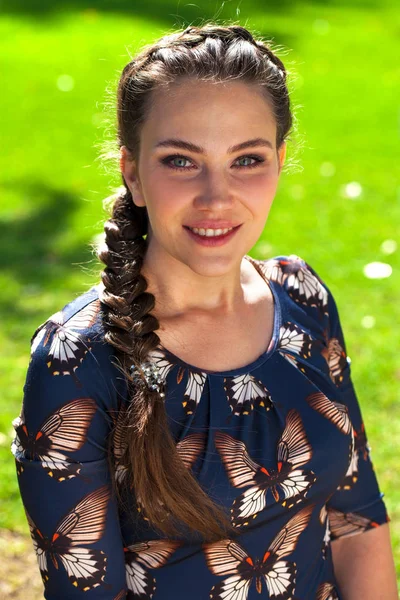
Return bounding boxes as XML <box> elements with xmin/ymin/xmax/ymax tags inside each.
<box><xmin>11</xmin><ymin>254</ymin><xmax>389</xmax><ymax>600</ymax></box>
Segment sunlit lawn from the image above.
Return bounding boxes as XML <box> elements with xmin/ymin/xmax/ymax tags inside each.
<box><xmin>0</xmin><ymin>0</ymin><xmax>399</xmax><ymax>589</ymax></box>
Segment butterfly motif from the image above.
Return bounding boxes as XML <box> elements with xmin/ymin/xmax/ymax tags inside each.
<box><xmin>252</xmin><ymin>255</ymin><xmax>329</xmax><ymax>316</ymax></box>
<box><xmin>316</xmin><ymin>582</ymin><xmax>339</xmax><ymax>600</ymax></box>
<box><xmin>223</xmin><ymin>373</ymin><xmax>273</xmax><ymax>416</ymax></box>
<box><xmin>283</xmin><ymin>256</ymin><xmax>329</xmax><ymax>316</ymax></box>
<box><xmin>305</xmin><ymin>391</ymin><xmax>352</xmax><ymax>435</ymax></box>
<box><xmin>336</xmin><ymin>432</ymin><xmax>359</xmax><ymax>491</ymax></box>
<box><xmin>124</xmin><ymin>539</ymin><xmax>181</xmax><ymax>599</ymax></box>
<box><xmin>110</xmin><ymin>406</ymin><xmax>130</xmax><ymax>486</ymax></box>
<box><xmin>25</xmin><ymin>485</ymin><xmax>110</xmax><ymax>591</ymax></box>
<box><xmin>305</xmin><ymin>391</ymin><xmax>354</xmax><ymax>488</ymax></box>
<box><xmin>251</xmin><ymin>256</ymin><xmax>287</xmax><ymax>287</ymax></box>
<box><xmin>113</xmin><ymin>590</ymin><xmax>127</xmax><ymax>600</ymax></box>
<box><xmin>336</xmin><ymin>422</ymin><xmax>372</xmax><ymax>490</ymax></box>
<box><xmin>354</xmin><ymin>422</ymin><xmax>371</xmax><ymax>462</ymax></box>
<box><xmin>320</xmin><ymin>335</ymin><xmax>349</xmax><ymax>386</ymax></box>
<box><xmin>176</xmin><ymin>431</ymin><xmax>207</xmax><ymax>469</ymax></box>
<box><xmin>148</xmin><ymin>348</ymin><xmax>176</xmax><ymax>381</ymax></box>
<box><xmin>278</xmin><ymin>321</ymin><xmax>314</xmax><ymax>360</ymax></box>
<box><xmin>30</xmin><ymin>323</ymin><xmax>50</xmax><ymax>356</ymax></box>
<box><xmin>203</xmin><ymin>504</ymin><xmax>313</xmax><ymax>600</ymax></box>
<box><xmin>11</xmin><ymin>397</ymin><xmax>96</xmax><ymax>481</ymax></box>
<box><xmin>319</xmin><ymin>505</ymin><xmax>331</xmax><ymax>559</ymax></box>
<box><xmin>215</xmin><ymin>410</ymin><xmax>316</xmax><ymax>527</ymax></box>
<box><xmin>328</xmin><ymin>507</ymin><xmax>380</xmax><ymax>540</ymax></box>
<box><xmin>182</xmin><ymin>370</ymin><xmax>208</xmax><ymax>415</ymax></box>
<box><xmin>151</xmin><ymin>345</ymin><xmax>209</xmax><ymax>416</ymax></box>
<box><xmin>31</xmin><ymin>299</ymin><xmax>101</xmax><ymax>385</ymax></box>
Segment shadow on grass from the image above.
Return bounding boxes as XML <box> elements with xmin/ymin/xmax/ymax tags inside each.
<box><xmin>0</xmin><ymin>180</ymin><xmax>98</xmax><ymax>321</ymax></box>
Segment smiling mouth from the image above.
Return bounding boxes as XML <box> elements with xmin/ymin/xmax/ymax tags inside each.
<box><xmin>183</xmin><ymin>224</ymin><xmax>242</xmax><ymax>244</ymax></box>
<box><xmin>184</xmin><ymin>225</ymin><xmax>238</xmax><ymax>237</ymax></box>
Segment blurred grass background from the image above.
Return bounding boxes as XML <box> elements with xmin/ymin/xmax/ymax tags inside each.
<box><xmin>0</xmin><ymin>0</ymin><xmax>399</xmax><ymax>595</ymax></box>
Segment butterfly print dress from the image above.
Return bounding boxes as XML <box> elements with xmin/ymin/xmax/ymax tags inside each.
<box><xmin>11</xmin><ymin>254</ymin><xmax>389</xmax><ymax>599</ymax></box>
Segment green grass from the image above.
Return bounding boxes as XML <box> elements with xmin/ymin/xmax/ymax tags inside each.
<box><xmin>1</xmin><ymin>0</ymin><xmax>399</xmax><ymax>584</ymax></box>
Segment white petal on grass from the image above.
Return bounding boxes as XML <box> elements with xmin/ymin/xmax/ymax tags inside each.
<box><xmin>361</xmin><ymin>315</ymin><xmax>376</xmax><ymax>329</ymax></box>
<box><xmin>57</xmin><ymin>74</ymin><xmax>75</xmax><ymax>92</ymax></box>
<box><xmin>380</xmin><ymin>239</ymin><xmax>397</xmax><ymax>255</ymax></box>
<box><xmin>320</xmin><ymin>162</ymin><xmax>336</xmax><ymax>177</ymax></box>
<box><xmin>313</xmin><ymin>19</ymin><xmax>330</xmax><ymax>35</ymax></box>
<box><xmin>363</xmin><ymin>261</ymin><xmax>392</xmax><ymax>279</ymax></box>
<box><xmin>342</xmin><ymin>182</ymin><xmax>363</xmax><ymax>199</ymax></box>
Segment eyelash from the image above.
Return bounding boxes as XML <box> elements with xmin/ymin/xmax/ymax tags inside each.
<box><xmin>160</xmin><ymin>154</ymin><xmax>266</xmax><ymax>171</ymax></box>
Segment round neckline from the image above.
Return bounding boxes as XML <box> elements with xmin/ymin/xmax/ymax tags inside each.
<box><xmin>156</xmin><ymin>255</ymin><xmax>282</xmax><ymax>377</ymax></box>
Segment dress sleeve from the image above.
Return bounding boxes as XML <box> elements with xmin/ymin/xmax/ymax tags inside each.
<box><xmin>10</xmin><ymin>313</ymin><xmax>129</xmax><ymax>599</ymax></box>
<box><xmin>304</xmin><ymin>260</ymin><xmax>390</xmax><ymax>541</ymax></box>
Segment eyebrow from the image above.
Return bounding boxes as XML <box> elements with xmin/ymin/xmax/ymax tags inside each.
<box><xmin>154</xmin><ymin>137</ymin><xmax>274</xmax><ymax>154</ymax></box>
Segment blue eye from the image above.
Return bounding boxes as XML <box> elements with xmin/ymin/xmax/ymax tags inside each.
<box><xmin>161</xmin><ymin>155</ymin><xmax>195</xmax><ymax>170</ymax></box>
<box><xmin>234</xmin><ymin>156</ymin><xmax>264</xmax><ymax>169</ymax></box>
<box><xmin>160</xmin><ymin>154</ymin><xmax>265</xmax><ymax>171</ymax></box>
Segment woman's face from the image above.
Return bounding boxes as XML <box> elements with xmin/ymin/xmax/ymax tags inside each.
<box><xmin>121</xmin><ymin>77</ymin><xmax>286</xmax><ymax>277</ymax></box>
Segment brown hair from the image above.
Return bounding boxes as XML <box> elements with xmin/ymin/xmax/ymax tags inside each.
<box><xmin>96</xmin><ymin>22</ymin><xmax>295</xmax><ymax>542</ymax></box>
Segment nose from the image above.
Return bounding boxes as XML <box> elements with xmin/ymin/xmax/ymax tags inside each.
<box><xmin>193</xmin><ymin>168</ymin><xmax>235</xmax><ymax>210</ymax></box>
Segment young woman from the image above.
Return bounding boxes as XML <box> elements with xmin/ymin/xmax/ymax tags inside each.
<box><xmin>11</xmin><ymin>23</ymin><xmax>397</xmax><ymax>600</ymax></box>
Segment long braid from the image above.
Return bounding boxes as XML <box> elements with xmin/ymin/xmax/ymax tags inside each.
<box><xmin>97</xmin><ymin>187</ymin><xmax>235</xmax><ymax>540</ymax></box>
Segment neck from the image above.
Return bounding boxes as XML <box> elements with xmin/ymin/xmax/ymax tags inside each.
<box><xmin>140</xmin><ymin>242</ymin><xmax>255</xmax><ymax>319</ymax></box>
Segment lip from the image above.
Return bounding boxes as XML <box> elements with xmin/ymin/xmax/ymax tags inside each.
<box><xmin>184</xmin><ymin>224</ymin><xmax>242</xmax><ymax>247</ymax></box>
<box><xmin>184</xmin><ymin>222</ymin><xmax>242</xmax><ymax>229</ymax></box>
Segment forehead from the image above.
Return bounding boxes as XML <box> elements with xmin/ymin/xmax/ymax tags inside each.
<box><xmin>140</xmin><ymin>78</ymin><xmax>277</xmax><ymax>150</ymax></box>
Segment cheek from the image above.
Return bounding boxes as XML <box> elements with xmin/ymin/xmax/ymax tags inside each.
<box><xmin>142</xmin><ymin>172</ymin><xmax>167</xmax><ymax>196</ymax></box>
<box><xmin>238</xmin><ymin>165</ymin><xmax>279</xmax><ymax>190</ymax></box>
<box><xmin>244</xmin><ymin>176</ymin><xmax>278</xmax><ymax>213</ymax></box>
<box><xmin>143</xmin><ymin>180</ymin><xmax>185</xmax><ymax>225</ymax></box>
<box><xmin>148</xmin><ymin>169</ymin><xmax>186</xmax><ymax>198</ymax></box>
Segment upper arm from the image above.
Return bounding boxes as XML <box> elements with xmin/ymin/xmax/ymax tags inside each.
<box><xmin>330</xmin><ymin>523</ymin><xmax>398</xmax><ymax>599</ymax></box>
<box><xmin>11</xmin><ymin>306</ymin><xmax>129</xmax><ymax>599</ymax></box>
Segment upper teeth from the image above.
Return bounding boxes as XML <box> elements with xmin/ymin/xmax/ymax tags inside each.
<box><xmin>189</xmin><ymin>227</ymin><xmax>234</xmax><ymax>237</ymax></box>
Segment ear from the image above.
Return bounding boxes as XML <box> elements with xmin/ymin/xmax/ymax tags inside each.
<box><xmin>277</xmin><ymin>142</ymin><xmax>287</xmax><ymax>175</ymax></box>
<box><xmin>120</xmin><ymin>146</ymin><xmax>146</xmax><ymax>207</ymax></box>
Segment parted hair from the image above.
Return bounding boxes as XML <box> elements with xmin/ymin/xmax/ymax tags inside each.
<box><xmin>96</xmin><ymin>22</ymin><xmax>294</xmax><ymax>542</ymax></box>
